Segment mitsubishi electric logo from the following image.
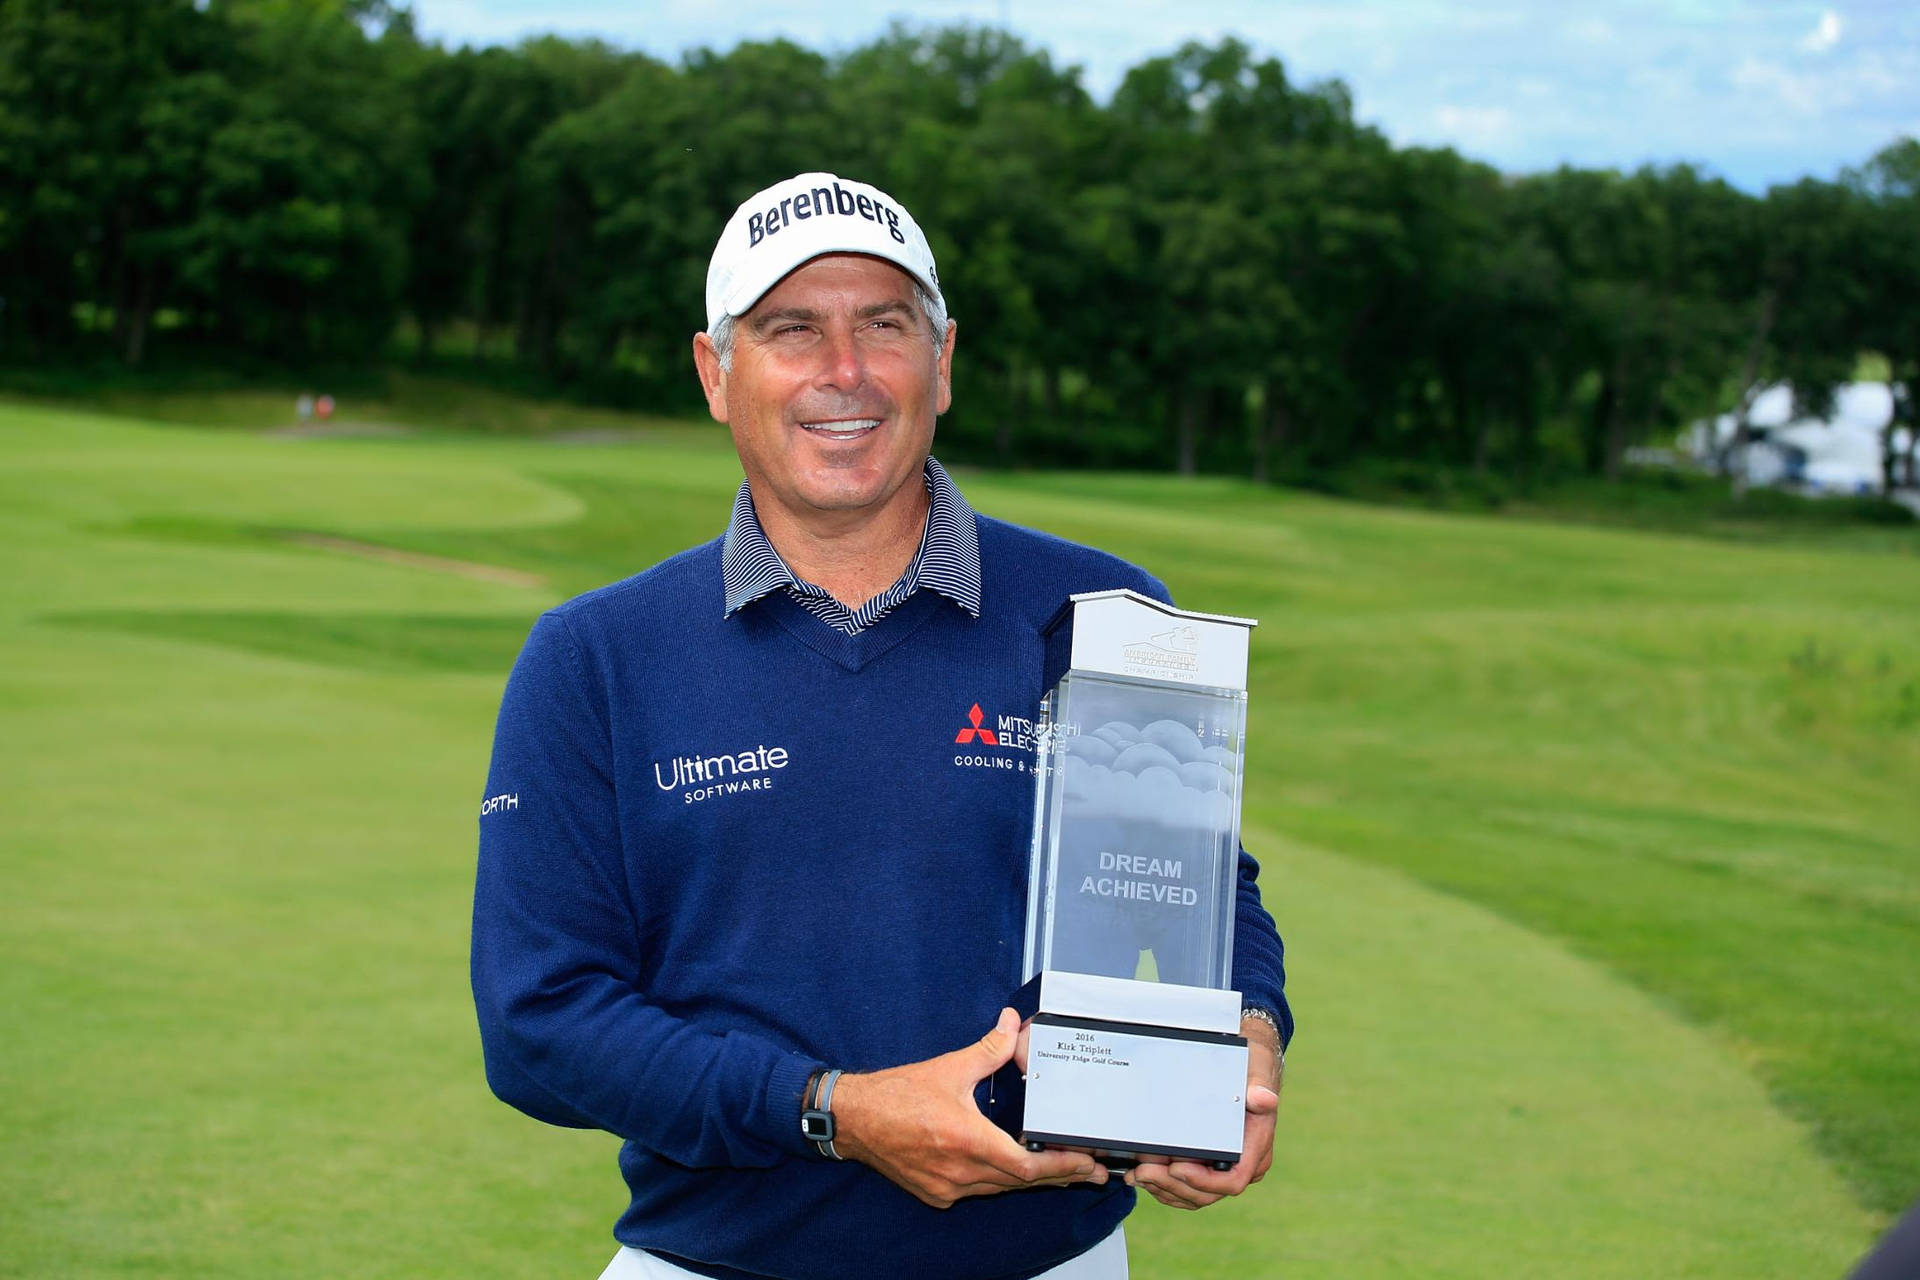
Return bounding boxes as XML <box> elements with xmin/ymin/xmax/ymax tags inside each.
<box><xmin>655</xmin><ymin>742</ymin><xmax>790</xmax><ymax>805</ymax></box>
<box><xmin>955</xmin><ymin>704</ymin><xmax>999</xmax><ymax>745</ymax></box>
<box><xmin>951</xmin><ymin>702</ymin><xmax>1035</xmax><ymax>773</ymax></box>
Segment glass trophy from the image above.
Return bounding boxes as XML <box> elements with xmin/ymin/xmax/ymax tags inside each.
<box><xmin>1013</xmin><ymin>589</ymin><xmax>1258</xmax><ymax>1169</ymax></box>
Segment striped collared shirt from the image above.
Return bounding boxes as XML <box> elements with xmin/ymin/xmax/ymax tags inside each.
<box><xmin>720</xmin><ymin>457</ymin><xmax>982</xmax><ymax>635</ymax></box>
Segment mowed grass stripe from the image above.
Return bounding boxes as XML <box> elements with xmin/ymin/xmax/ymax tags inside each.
<box><xmin>44</xmin><ymin>610</ymin><xmax>533</xmax><ymax>674</ymax></box>
<box><xmin>0</xmin><ymin>402</ymin><xmax>1908</xmax><ymax>1276</ymax></box>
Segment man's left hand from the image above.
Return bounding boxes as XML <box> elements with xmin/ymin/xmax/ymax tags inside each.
<box><xmin>1126</xmin><ymin>1013</ymin><xmax>1281</xmax><ymax>1210</ymax></box>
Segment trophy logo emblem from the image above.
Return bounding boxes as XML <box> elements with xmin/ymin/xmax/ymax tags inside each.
<box><xmin>1147</xmin><ymin>624</ymin><xmax>1199</xmax><ymax>652</ymax></box>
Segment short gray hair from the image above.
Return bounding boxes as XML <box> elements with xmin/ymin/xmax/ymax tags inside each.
<box><xmin>709</xmin><ymin>280</ymin><xmax>949</xmax><ymax>373</ymax></box>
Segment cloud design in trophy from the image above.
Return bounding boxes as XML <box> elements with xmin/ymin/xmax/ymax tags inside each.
<box><xmin>1059</xmin><ymin>717</ymin><xmax>1239</xmax><ymax>827</ymax></box>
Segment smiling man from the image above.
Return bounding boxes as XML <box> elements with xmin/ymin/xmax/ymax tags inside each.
<box><xmin>472</xmin><ymin>172</ymin><xmax>1291</xmax><ymax>1280</ymax></box>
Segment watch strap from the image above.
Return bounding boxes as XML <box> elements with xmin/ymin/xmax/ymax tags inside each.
<box><xmin>815</xmin><ymin>1068</ymin><xmax>844</xmax><ymax>1160</ymax></box>
<box><xmin>800</xmin><ymin>1067</ymin><xmax>845</xmax><ymax>1159</ymax></box>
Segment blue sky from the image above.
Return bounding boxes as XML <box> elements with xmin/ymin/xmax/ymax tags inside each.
<box><xmin>407</xmin><ymin>1</ymin><xmax>1919</xmax><ymax>191</ymax></box>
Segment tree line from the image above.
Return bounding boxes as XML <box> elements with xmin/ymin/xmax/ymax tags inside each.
<box><xmin>3</xmin><ymin>0</ymin><xmax>1916</xmax><ymax>485</ymax></box>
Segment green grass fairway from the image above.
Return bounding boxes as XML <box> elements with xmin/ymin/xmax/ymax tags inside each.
<box><xmin>3</xmin><ymin>401</ymin><xmax>1913</xmax><ymax>1277</ymax></box>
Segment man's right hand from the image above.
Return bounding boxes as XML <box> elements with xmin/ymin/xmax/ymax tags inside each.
<box><xmin>830</xmin><ymin>1008</ymin><xmax>1109</xmax><ymax>1209</ymax></box>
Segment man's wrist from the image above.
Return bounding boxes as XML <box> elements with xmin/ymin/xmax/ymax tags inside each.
<box><xmin>1241</xmin><ymin>1005</ymin><xmax>1280</xmax><ymax>1040</ymax></box>
<box><xmin>1240</xmin><ymin>1007</ymin><xmax>1284</xmax><ymax>1075</ymax></box>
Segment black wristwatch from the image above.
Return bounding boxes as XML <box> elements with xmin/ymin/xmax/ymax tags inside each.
<box><xmin>800</xmin><ymin>1068</ymin><xmax>844</xmax><ymax>1159</ymax></box>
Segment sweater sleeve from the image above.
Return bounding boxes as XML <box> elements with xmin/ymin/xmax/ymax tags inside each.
<box><xmin>1230</xmin><ymin>845</ymin><xmax>1293</xmax><ymax>1048</ymax></box>
<box><xmin>470</xmin><ymin>611</ymin><xmax>822</xmax><ymax>1166</ymax></box>
<box><xmin>1131</xmin><ymin>572</ymin><xmax>1294</xmax><ymax>1049</ymax></box>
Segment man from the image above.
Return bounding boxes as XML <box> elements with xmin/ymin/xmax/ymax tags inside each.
<box><xmin>472</xmin><ymin>172</ymin><xmax>1292</xmax><ymax>1280</ymax></box>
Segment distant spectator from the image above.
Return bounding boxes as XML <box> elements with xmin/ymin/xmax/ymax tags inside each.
<box><xmin>295</xmin><ymin>393</ymin><xmax>314</xmax><ymax>421</ymax></box>
<box><xmin>316</xmin><ymin>394</ymin><xmax>335</xmax><ymax>421</ymax></box>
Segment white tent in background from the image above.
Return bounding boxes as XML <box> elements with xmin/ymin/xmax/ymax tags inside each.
<box><xmin>1686</xmin><ymin>383</ymin><xmax>1912</xmax><ymax>495</ymax></box>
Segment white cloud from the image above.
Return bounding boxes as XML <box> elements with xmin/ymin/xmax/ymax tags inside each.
<box><xmin>1799</xmin><ymin>9</ymin><xmax>1842</xmax><ymax>54</ymax></box>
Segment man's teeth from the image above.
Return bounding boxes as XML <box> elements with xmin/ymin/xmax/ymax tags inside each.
<box><xmin>801</xmin><ymin>419</ymin><xmax>880</xmax><ymax>438</ymax></box>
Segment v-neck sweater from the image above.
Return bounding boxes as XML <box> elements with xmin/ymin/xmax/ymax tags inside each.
<box><xmin>473</xmin><ymin>513</ymin><xmax>1291</xmax><ymax>1280</ymax></box>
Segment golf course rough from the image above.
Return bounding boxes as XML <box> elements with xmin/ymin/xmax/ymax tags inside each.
<box><xmin>0</xmin><ymin>401</ymin><xmax>1906</xmax><ymax>1278</ymax></box>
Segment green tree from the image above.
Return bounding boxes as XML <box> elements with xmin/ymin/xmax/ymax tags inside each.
<box><xmin>0</xmin><ymin>0</ymin><xmax>226</xmax><ymax>357</ymax></box>
<box><xmin>171</xmin><ymin>1</ymin><xmax>417</xmax><ymax>357</ymax></box>
<box><xmin>1846</xmin><ymin>137</ymin><xmax>1920</xmax><ymax>489</ymax></box>
<box><xmin>1512</xmin><ymin>165</ymin><xmax>1757</xmax><ymax>480</ymax></box>
<box><xmin>1400</xmin><ymin>148</ymin><xmax>1562</xmax><ymax>478</ymax></box>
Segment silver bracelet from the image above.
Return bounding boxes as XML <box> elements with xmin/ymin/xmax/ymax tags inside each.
<box><xmin>815</xmin><ymin>1068</ymin><xmax>845</xmax><ymax>1161</ymax></box>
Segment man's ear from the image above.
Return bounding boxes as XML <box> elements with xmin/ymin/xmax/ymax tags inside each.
<box><xmin>692</xmin><ymin>332</ymin><xmax>729</xmax><ymax>423</ymax></box>
<box><xmin>934</xmin><ymin>319</ymin><xmax>957</xmax><ymax>417</ymax></box>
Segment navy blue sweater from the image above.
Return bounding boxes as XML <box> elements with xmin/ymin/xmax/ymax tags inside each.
<box><xmin>472</xmin><ymin>514</ymin><xmax>1291</xmax><ymax>1280</ymax></box>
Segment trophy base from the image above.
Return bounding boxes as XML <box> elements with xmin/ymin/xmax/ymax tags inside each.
<box><xmin>1023</xmin><ymin>1138</ymin><xmax>1234</xmax><ymax>1174</ymax></box>
<box><xmin>1020</xmin><ymin>1011</ymin><xmax>1247</xmax><ymax>1169</ymax></box>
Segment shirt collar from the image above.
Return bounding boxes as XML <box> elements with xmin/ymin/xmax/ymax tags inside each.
<box><xmin>720</xmin><ymin>457</ymin><xmax>981</xmax><ymax>620</ymax></box>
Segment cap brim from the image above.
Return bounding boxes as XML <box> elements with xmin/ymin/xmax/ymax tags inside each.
<box><xmin>718</xmin><ymin>242</ymin><xmax>940</xmax><ymax>326</ymax></box>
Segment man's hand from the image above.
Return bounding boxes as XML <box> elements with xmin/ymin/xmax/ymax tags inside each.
<box><xmin>1127</xmin><ymin>1013</ymin><xmax>1282</xmax><ymax>1211</ymax></box>
<box><xmin>831</xmin><ymin>1008</ymin><xmax>1109</xmax><ymax>1209</ymax></box>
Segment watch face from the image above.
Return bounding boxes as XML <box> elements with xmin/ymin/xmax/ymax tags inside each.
<box><xmin>802</xmin><ymin>1113</ymin><xmax>833</xmax><ymax>1141</ymax></box>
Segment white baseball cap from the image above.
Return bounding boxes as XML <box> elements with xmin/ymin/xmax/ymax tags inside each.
<box><xmin>704</xmin><ymin>172</ymin><xmax>942</xmax><ymax>333</ymax></box>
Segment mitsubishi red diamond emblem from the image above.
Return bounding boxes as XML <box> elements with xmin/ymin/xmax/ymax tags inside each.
<box><xmin>955</xmin><ymin>703</ymin><xmax>999</xmax><ymax>745</ymax></box>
